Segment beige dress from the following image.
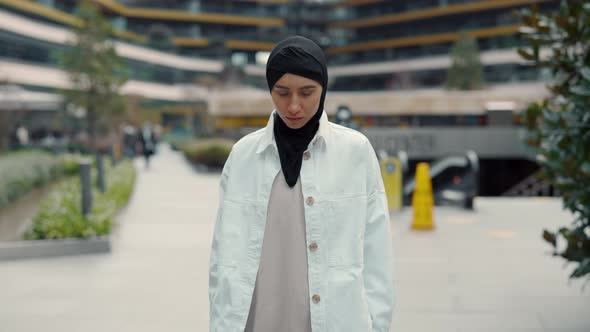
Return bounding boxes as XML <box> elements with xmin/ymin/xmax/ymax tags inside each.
<box><xmin>244</xmin><ymin>170</ymin><xmax>312</xmax><ymax>332</ymax></box>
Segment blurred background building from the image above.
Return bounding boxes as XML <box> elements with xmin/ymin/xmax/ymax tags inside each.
<box><xmin>0</xmin><ymin>0</ymin><xmax>561</xmax><ymax>196</ymax></box>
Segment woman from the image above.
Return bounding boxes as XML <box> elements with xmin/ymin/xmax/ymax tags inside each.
<box><xmin>209</xmin><ymin>36</ymin><xmax>394</xmax><ymax>332</ymax></box>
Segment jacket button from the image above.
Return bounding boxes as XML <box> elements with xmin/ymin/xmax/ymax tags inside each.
<box><xmin>306</xmin><ymin>196</ymin><xmax>314</xmax><ymax>206</ymax></box>
<box><xmin>303</xmin><ymin>151</ymin><xmax>311</xmax><ymax>160</ymax></box>
<box><xmin>312</xmin><ymin>294</ymin><xmax>321</xmax><ymax>304</ymax></box>
<box><xmin>308</xmin><ymin>242</ymin><xmax>318</xmax><ymax>252</ymax></box>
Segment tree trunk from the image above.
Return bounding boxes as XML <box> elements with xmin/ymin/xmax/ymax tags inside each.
<box><xmin>87</xmin><ymin>104</ymin><xmax>97</xmax><ymax>153</ymax></box>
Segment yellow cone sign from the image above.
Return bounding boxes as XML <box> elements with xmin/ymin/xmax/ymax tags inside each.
<box><xmin>411</xmin><ymin>162</ymin><xmax>435</xmax><ymax>230</ymax></box>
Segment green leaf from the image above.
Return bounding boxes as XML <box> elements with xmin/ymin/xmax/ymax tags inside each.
<box><xmin>543</xmin><ymin>229</ymin><xmax>557</xmax><ymax>247</ymax></box>
<box><xmin>559</xmin><ymin>0</ymin><xmax>569</xmax><ymax>16</ymax></box>
<box><xmin>570</xmin><ymin>85</ymin><xmax>590</xmax><ymax>96</ymax></box>
<box><xmin>580</xmin><ymin>67</ymin><xmax>590</xmax><ymax>82</ymax></box>
<box><xmin>517</xmin><ymin>48</ymin><xmax>535</xmax><ymax>60</ymax></box>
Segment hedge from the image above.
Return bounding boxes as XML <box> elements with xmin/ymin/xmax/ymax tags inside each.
<box><xmin>180</xmin><ymin>138</ymin><xmax>234</xmax><ymax>169</ymax></box>
<box><xmin>23</xmin><ymin>160</ymin><xmax>136</xmax><ymax>240</ymax></box>
<box><xmin>0</xmin><ymin>151</ymin><xmax>82</xmax><ymax>209</ymax></box>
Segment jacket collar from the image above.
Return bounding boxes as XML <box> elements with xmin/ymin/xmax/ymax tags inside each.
<box><xmin>256</xmin><ymin>109</ymin><xmax>330</xmax><ymax>155</ymax></box>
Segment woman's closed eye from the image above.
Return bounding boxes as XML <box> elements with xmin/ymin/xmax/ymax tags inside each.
<box><xmin>277</xmin><ymin>91</ymin><xmax>312</xmax><ymax>97</ymax></box>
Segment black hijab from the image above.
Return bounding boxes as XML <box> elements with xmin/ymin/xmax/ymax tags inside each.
<box><xmin>266</xmin><ymin>36</ymin><xmax>328</xmax><ymax>188</ymax></box>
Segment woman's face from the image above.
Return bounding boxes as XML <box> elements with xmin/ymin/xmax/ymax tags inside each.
<box><xmin>271</xmin><ymin>73</ymin><xmax>323</xmax><ymax>129</ymax></box>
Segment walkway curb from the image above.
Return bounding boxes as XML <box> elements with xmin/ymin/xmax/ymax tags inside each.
<box><xmin>0</xmin><ymin>236</ymin><xmax>111</xmax><ymax>261</ymax></box>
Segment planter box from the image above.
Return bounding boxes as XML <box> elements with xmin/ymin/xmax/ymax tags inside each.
<box><xmin>0</xmin><ymin>236</ymin><xmax>111</xmax><ymax>261</ymax></box>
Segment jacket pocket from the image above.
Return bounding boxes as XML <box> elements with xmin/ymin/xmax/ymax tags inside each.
<box><xmin>326</xmin><ymin>266</ymin><xmax>372</xmax><ymax>332</ymax></box>
<box><xmin>217</xmin><ymin>199</ymin><xmax>252</xmax><ymax>267</ymax></box>
<box><xmin>326</xmin><ymin>195</ymin><xmax>367</xmax><ymax>267</ymax></box>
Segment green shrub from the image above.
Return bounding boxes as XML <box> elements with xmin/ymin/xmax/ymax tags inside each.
<box><xmin>0</xmin><ymin>151</ymin><xmax>91</xmax><ymax>209</ymax></box>
<box><xmin>23</xmin><ymin>160</ymin><xmax>136</xmax><ymax>240</ymax></box>
<box><xmin>59</xmin><ymin>153</ymin><xmax>84</xmax><ymax>176</ymax></box>
<box><xmin>180</xmin><ymin>138</ymin><xmax>234</xmax><ymax>169</ymax></box>
<box><xmin>0</xmin><ymin>151</ymin><xmax>61</xmax><ymax>209</ymax></box>
<box><xmin>518</xmin><ymin>1</ymin><xmax>590</xmax><ymax>280</ymax></box>
<box><xmin>162</xmin><ymin>131</ymin><xmax>191</xmax><ymax>150</ymax></box>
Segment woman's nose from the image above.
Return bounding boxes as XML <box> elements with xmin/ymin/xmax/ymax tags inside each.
<box><xmin>288</xmin><ymin>99</ymin><xmax>301</xmax><ymax>113</ymax></box>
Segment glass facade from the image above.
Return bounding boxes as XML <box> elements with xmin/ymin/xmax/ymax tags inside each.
<box><xmin>348</xmin><ymin>10</ymin><xmax>520</xmax><ymax>44</ymax></box>
<box><xmin>45</xmin><ymin>0</ymin><xmax>78</xmax><ymax>15</ymax></box>
<box><xmin>0</xmin><ymin>30</ymin><xmax>211</xmax><ymax>85</ymax></box>
<box><xmin>329</xmin><ymin>34</ymin><xmax>523</xmax><ymax>65</ymax></box>
<box><xmin>0</xmin><ymin>0</ymin><xmax>561</xmax><ymax>91</ymax></box>
<box><xmin>19</xmin><ymin>0</ymin><xmax>559</xmax><ymax>63</ymax></box>
<box><xmin>327</xmin><ymin>2</ymin><xmax>557</xmax><ymax>65</ymax></box>
<box><xmin>342</xmin><ymin>0</ymin><xmax>475</xmax><ymax>21</ymax></box>
<box><xmin>330</xmin><ymin>63</ymin><xmax>547</xmax><ymax>91</ymax></box>
<box><xmin>119</xmin><ymin>0</ymin><xmax>286</xmax><ymax>17</ymax></box>
<box><xmin>125</xmin><ymin>19</ymin><xmax>262</xmax><ymax>40</ymax></box>
<box><xmin>0</xmin><ymin>30</ymin><xmax>59</xmax><ymax>65</ymax></box>
<box><xmin>330</xmin><ymin>0</ymin><xmax>549</xmax><ymax>21</ymax></box>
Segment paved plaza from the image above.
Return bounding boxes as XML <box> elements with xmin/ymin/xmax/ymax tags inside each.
<box><xmin>0</xmin><ymin>144</ymin><xmax>588</xmax><ymax>332</ymax></box>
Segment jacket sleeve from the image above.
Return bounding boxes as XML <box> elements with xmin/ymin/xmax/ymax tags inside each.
<box><xmin>208</xmin><ymin>148</ymin><xmax>233</xmax><ymax>330</ymax></box>
<box><xmin>362</xmin><ymin>139</ymin><xmax>395</xmax><ymax>332</ymax></box>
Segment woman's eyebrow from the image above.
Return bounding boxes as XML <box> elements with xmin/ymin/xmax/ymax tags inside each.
<box><xmin>274</xmin><ymin>84</ymin><xmax>317</xmax><ymax>90</ymax></box>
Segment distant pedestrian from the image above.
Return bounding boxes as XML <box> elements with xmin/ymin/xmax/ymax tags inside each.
<box><xmin>16</xmin><ymin>124</ymin><xmax>29</xmax><ymax>147</ymax></box>
<box><xmin>138</xmin><ymin>121</ymin><xmax>156</xmax><ymax>169</ymax></box>
<box><xmin>208</xmin><ymin>36</ymin><xmax>395</xmax><ymax>332</ymax></box>
<box><xmin>122</xmin><ymin>124</ymin><xmax>137</xmax><ymax>158</ymax></box>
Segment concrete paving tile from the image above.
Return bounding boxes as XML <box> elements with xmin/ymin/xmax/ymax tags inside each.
<box><xmin>1</xmin><ymin>144</ymin><xmax>588</xmax><ymax>332</ymax></box>
<box><xmin>457</xmin><ymin>329</ymin><xmax>545</xmax><ymax>332</ymax></box>
<box><xmin>392</xmin><ymin>311</ymin><xmax>543</xmax><ymax>330</ymax></box>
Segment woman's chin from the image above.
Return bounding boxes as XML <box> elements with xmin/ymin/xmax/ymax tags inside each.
<box><xmin>286</xmin><ymin>123</ymin><xmax>305</xmax><ymax>129</ymax></box>
<box><xmin>280</xmin><ymin>116</ymin><xmax>308</xmax><ymax>129</ymax></box>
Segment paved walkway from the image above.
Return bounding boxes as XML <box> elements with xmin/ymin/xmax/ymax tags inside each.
<box><xmin>0</xmin><ymin>144</ymin><xmax>588</xmax><ymax>332</ymax></box>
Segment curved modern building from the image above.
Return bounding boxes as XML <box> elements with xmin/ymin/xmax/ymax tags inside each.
<box><xmin>0</xmin><ymin>0</ymin><xmax>561</xmax><ymax>195</ymax></box>
<box><xmin>0</xmin><ymin>0</ymin><xmax>559</xmax><ymax>87</ymax></box>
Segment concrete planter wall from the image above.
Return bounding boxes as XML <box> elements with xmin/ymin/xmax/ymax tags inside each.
<box><xmin>0</xmin><ymin>236</ymin><xmax>111</xmax><ymax>261</ymax></box>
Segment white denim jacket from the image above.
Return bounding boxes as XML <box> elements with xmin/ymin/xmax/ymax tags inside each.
<box><xmin>209</xmin><ymin>110</ymin><xmax>395</xmax><ymax>332</ymax></box>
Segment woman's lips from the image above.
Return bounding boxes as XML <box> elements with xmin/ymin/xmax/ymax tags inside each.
<box><xmin>287</xmin><ymin>117</ymin><xmax>303</xmax><ymax>121</ymax></box>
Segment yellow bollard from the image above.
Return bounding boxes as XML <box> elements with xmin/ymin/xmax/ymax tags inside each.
<box><xmin>411</xmin><ymin>162</ymin><xmax>435</xmax><ymax>230</ymax></box>
<box><xmin>380</xmin><ymin>157</ymin><xmax>403</xmax><ymax>211</ymax></box>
